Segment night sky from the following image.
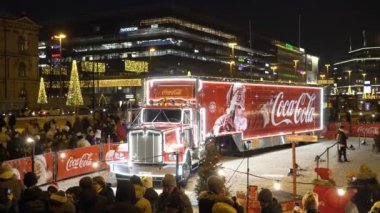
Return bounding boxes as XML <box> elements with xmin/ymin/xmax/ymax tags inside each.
<box><xmin>2</xmin><ymin>0</ymin><xmax>380</xmax><ymax>64</ymax></box>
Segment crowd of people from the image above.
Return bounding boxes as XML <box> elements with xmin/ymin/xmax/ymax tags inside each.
<box><xmin>0</xmin><ymin>111</ymin><xmax>128</xmax><ymax>162</ymax></box>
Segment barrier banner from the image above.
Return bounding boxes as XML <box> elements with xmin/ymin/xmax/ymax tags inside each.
<box><xmin>351</xmin><ymin>123</ymin><xmax>380</xmax><ymax>137</ymax></box>
<box><xmin>56</xmin><ymin>145</ymin><xmax>101</xmax><ymax>180</ymax></box>
<box><xmin>102</xmin><ymin>143</ymin><xmax>122</xmax><ymax>169</ymax></box>
<box><xmin>2</xmin><ymin>153</ymin><xmax>54</xmax><ymax>186</ymax></box>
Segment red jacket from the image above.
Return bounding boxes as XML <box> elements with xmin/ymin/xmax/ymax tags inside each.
<box><xmin>313</xmin><ymin>184</ymin><xmax>355</xmax><ymax>213</ymax></box>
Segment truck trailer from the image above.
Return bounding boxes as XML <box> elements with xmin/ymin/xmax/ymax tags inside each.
<box><xmin>110</xmin><ymin>77</ymin><xmax>323</xmax><ymax>183</ymax></box>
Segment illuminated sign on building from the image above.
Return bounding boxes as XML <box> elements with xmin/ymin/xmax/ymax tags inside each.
<box><xmin>364</xmin><ymin>80</ymin><xmax>371</xmax><ymax>93</ymax></box>
<box><xmin>120</xmin><ymin>27</ymin><xmax>138</xmax><ymax>33</ymax></box>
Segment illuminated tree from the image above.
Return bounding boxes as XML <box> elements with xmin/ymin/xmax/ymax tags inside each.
<box><xmin>37</xmin><ymin>77</ymin><xmax>48</xmax><ymax>104</ymax></box>
<box><xmin>66</xmin><ymin>60</ymin><xmax>84</xmax><ymax>107</ymax></box>
<box><xmin>194</xmin><ymin>138</ymin><xmax>223</xmax><ymax>198</ymax></box>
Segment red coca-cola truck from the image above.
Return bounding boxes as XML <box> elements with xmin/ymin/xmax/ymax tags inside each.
<box><xmin>110</xmin><ymin>77</ymin><xmax>323</xmax><ymax>183</ymax></box>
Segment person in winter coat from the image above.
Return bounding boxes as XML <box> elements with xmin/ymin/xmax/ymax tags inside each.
<box><xmin>130</xmin><ymin>175</ymin><xmax>151</xmax><ymax>213</ymax></box>
<box><xmin>350</xmin><ymin>164</ymin><xmax>380</xmax><ymax>213</ymax></box>
<box><xmin>48</xmin><ymin>190</ymin><xmax>76</xmax><ymax>213</ymax></box>
<box><xmin>19</xmin><ymin>172</ymin><xmax>49</xmax><ymax>213</ymax></box>
<box><xmin>0</xmin><ymin>165</ymin><xmax>23</xmax><ymax>202</ymax></box>
<box><xmin>156</xmin><ymin>174</ymin><xmax>192</xmax><ymax>213</ymax></box>
<box><xmin>93</xmin><ymin>176</ymin><xmax>115</xmax><ymax>204</ymax></box>
<box><xmin>369</xmin><ymin>201</ymin><xmax>380</xmax><ymax>213</ymax></box>
<box><xmin>0</xmin><ymin>187</ymin><xmax>18</xmax><ymax>213</ymax></box>
<box><xmin>313</xmin><ymin>167</ymin><xmax>355</xmax><ymax>213</ymax></box>
<box><xmin>257</xmin><ymin>188</ymin><xmax>282</xmax><ymax>213</ymax></box>
<box><xmin>336</xmin><ymin>125</ymin><xmax>349</xmax><ymax>162</ymax></box>
<box><xmin>77</xmin><ymin>176</ymin><xmax>108</xmax><ymax>213</ymax></box>
<box><xmin>141</xmin><ymin>176</ymin><xmax>158</xmax><ymax>212</ymax></box>
<box><xmin>302</xmin><ymin>192</ymin><xmax>319</xmax><ymax>213</ymax></box>
<box><xmin>109</xmin><ymin>179</ymin><xmax>141</xmax><ymax>213</ymax></box>
<box><xmin>198</xmin><ymin>175</ymin><xmax>243</xmax><ymax>213</ymax></box>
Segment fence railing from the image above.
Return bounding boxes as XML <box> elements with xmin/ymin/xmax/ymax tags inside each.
<box><xmin>2</xmin><ymin>143</ymin><xmax>122</xmax><ymax>186</ymax></box>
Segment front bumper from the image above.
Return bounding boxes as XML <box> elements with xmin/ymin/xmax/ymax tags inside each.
<box><xmin>110</xmin><ymin>161</ymin><xmax>181</xmax><ymax>180</ymax></box>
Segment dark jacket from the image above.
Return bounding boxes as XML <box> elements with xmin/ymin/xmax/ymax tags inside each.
<box><xmin>156</xmin><ymin>187</ymin><xmax>192</xmax><ymax>213</ymax></box>
<box><xmin>144</xmin><ymin>188</ymin><xmax>158</xmax><ymax>213</ymax></box>
<box><xmin>19</xmin><ymin>187</ymin><xmax>48</xmax><ymax>213</ymax></box>
<box><xmin>198</xmin><ymin>191</ymin><xmax>243</xmax><ymax>213</ymax></box>
<box><xmin>260</xmin><ymin>198</ymin><xmax>282</xmax><ymax>213</ymax></box>
<box><xmin>337</xmin><ymin>129</ymin><xmax>348</xmax><ymax>146</ymax></box>
<box><xmin>99</xmin><ymin>186</ymin><xmax>115</xmax><ymax>204</ymax></box>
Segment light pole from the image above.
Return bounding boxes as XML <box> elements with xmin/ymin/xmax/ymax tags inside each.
<box><xmin>362</xmin><ymin>73</ymin><xmax>367</xmax><ymax>82</ymax></box>
<box><xmin>229</xmin><ymin>61</ymin><xmax>235</xmax><ymax>77</ymax></box>
<box><xmin>347</xmin><ymin>70</ymin><xmax>352</xmax><ymax>95</ymax></box>
<box><xmin>54</xmin><ymin>33</ymin><xmax>66</xmax><ymax>97</ymax></box>
<box><xmin>325</xmin><ymin>64</ymin><xmax>330</xmax><ymax>77</ymax></box>
<box><xmin>270</xmin><ymin>66</ymin><xmax>278</xmax><ymax>81</ymax></box>
<box><xmin>26</xmin><ymin>137</ymin><xmax>35</xmax><ymax>172</ymax></box>
<box><xmin>149</xmin><ymin>47</ymin><xmax>155</xmax><ymax>69</ymax></box>
<box><xmin>228</xmin><ymin>42</ymin><xmax>237</xmax><ymax>77</ymax></box>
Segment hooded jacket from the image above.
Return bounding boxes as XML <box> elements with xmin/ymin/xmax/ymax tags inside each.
<box><xmin>134</xmin><ymin>184</ymin><xmax>152</xmax><ymax>213</ymax></box>
<box><xmin>198</xmin><ymin>191</ymin><xmax>242</xmax><ymax>213</ymax></box>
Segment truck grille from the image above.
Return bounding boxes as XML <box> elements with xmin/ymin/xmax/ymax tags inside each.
<box><xmin>130</xmin><ymin>131</ymin><xmax>163</xmax><ymax>163</ymax></box>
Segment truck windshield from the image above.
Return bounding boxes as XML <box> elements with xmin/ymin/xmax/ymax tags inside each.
<box><xmin>142</xmin><ymin>109</ymin><xmax>182</xmax><ymax>123</ymax></box>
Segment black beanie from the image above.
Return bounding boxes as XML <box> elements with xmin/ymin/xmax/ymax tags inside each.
<box><xmin>24</xmin><ymin>172</ymin><xmax>38</xmax><ymax>187</ymax></box>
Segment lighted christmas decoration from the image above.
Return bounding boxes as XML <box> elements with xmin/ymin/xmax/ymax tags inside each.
<box><xmin>194</xmin><ymin>138</ymin><xmax>223</xmax><ymax>198</ymax></box>
<box><xmin>124</xmin><ymin>60</ymin><xmax>148</xmax><ymax>73</ymax></box>
<box><xmin>37</xmin><ymin>77</ymin><xmax>48</xmax><ymax>104</ymax></box>
<box><xmin>66</xmin><ymin>60</ymin><xmax>84</xmax><ymax>107</ymax></box>
<box><xmin>81</xmin><ymin>61</ymin><xmax>106</xmax><ymax>72</ymax></box>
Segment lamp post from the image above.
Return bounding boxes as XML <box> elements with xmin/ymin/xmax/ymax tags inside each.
<box><xmin>347</xmin><ymin>70</ymin><xmax>352</xmax><ymax>95</ymax></box>
<box><xmin>54</xmin><ymin>33</ymin><xmax>66</xmax><ymax>97</ymax></box>
<box><xmin>325</xmin><ymin>64</ymin><xmax>330</xmax><ymax>77</ymax></box>
<box><xmin>229</xmin><ymin>61</ymin><xmax>235</xmax><ymax>77</ymax></box>
<box><xmin>270</xmin><ymin>66</ymin><xmax>278</xmax><ymax>80</ymax></box>
<box><xmin>362</xmin><ymin>73</ymin><xmax>367</xmax><ymax>82</ymax></box>
<box><xmin>149</xmin><ymin>48</ymin><xmax>155</xmax><ymax>68</ymax></box>
<box><xmin>228</xmin><ymin>42</ymin><xmax>237</xmax><ymax>77</ymax></box>
<box><xmin>26</xmin><ymin>137</ymin><xmax>35</xmax><ymax>172</ymax></box>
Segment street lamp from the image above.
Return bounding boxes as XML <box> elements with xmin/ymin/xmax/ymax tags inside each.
<box><xmin>228</xmin><ymin>42</ymin><xmax>237</xmax><ymax>58</ymax></box>
<box><xmin>228</xmin><ymin>42</ymin><xmax>237</xmax><ymax>77</ymax></box>
<box><xmin>293</xmin><ymin>60</ymin><xmax>299</xmax><ymax>71</ymax></box>
<box><xmin>347</xmin><ymin>70</ymin><xmax>352</xmax><ymax>95</ymax></box>
<box><xmin>362</xmin><ymin>73</ymin><xmax>367</xmax><ymax>82</ymax></box>
<box><xmin>54</xmin><ymin>33</ymin><xmax>67</xmax><ymax>97</ymax></box>
<box><xmin>26</xmin><ymin>137</ymin><xmax>35</xmax><ymax>172</ymax></box>
<box><xmin>149</xmin><ymin>48</ymin><xmax>156</xmax><ymax>68</ymax></box>
<box><xmin>270</xmin><ymin>66</ymin><xmax>278</xmax><ymax>79</ymax></box>
<box><xmin>229</xmin><ymin>61</ymin><xmax>235</xmax><ymax>77</ymax></box>
<box><xmin>325</xmin><ymin>64</ymin><xmax>330</xmax><ymax>77</ymax></box>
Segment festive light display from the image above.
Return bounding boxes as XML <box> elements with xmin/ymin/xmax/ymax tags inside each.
<box><xmin>37</xmin><ymin>77</ymin><xmax>48</xmax><ymax>104</ymax></box>
<box><xmin>41</xmin><ymin>65</ymin><xmax>68</xmax><ymax>75</ymax></box>
<box><xmin>66</xmin><ymin>60</ymin><xmax>84</xmax><ymax>106</ymax></box>
<box><xmin>124</xmin><ymin>60</ymin><xmax>148</xmax><ymax>73</ymax></box>
<box><xmin>81</xmin><ymin>61</ymin><xmax>106</xmax><ymax>73</ymax></box>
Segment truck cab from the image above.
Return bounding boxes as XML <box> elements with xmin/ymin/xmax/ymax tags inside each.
<box><xmin>110</xmin><ymin>106</ymin><xmax>200</xmax><ymax>184</ymax></box>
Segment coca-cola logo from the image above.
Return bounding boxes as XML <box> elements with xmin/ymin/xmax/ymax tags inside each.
<box><xmin>357</xmin><ymin>126</ymin><xmax>378</xmax><ymax>135</ymax></box>
<box><xmin>65</xmin><ymin>153</ymin><xmax>93</xmax><ymax>171</ymax></box>
<box><xmin>271</xmin><ymin>92</ymin><xmax>316</xmax><ymax>126</ymax></box>
<box><xmin>160</xmin><ymin>89</ymin><xmax>183</xmax><ymax>96</ymax></box>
